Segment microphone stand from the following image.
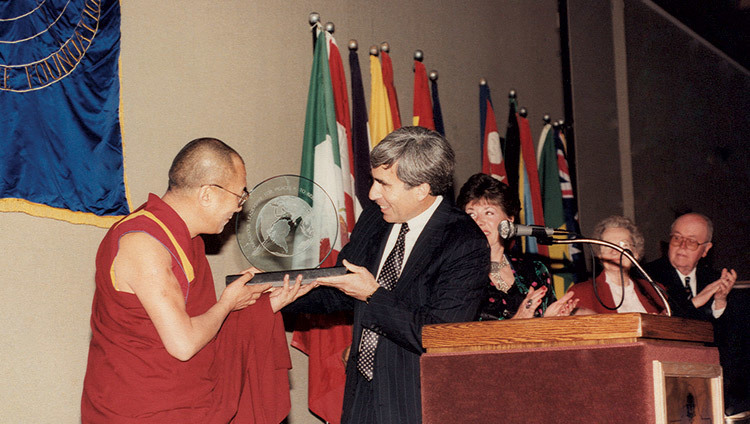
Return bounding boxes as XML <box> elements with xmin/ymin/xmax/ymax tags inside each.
<box><xmin>537</xmin><ymin>236</ymin><xmax>672</xmax><ymax>317</ymax></box>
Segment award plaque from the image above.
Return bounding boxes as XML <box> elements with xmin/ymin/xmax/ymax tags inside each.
<box><xmin>232</xmin><ymin>174</ymin><xmax>346</xmax><ymax>286</ymax></box>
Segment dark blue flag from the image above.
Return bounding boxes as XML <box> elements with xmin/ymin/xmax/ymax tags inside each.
<box><xmin>0</xmin><ymin>0</ymin><xmax>129</xmax><ymax>227</ymax></box>
<box><xmin>430</xmin><ymin>73</ymin><xmax>444</xmax><ymax>137</ymax></box>
<box><xmin>348</xmin><ymin>47</ymin><xmax>373</xmax><ymax>212</ymax></box>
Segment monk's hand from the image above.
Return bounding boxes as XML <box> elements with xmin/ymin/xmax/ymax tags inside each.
<box><xmin>268</xmin><ymin>274</ymin><xmax>316</xmax><ymax>312</ymax></box>
<box><xmin>316</xmin><ymin>260</ymin><xmax>378</xmax><ymax>302</ymax></box>
<box><xmin>239</xmin><ymin>266</ymin><xmax>263</xmax><ymax>278</ymax></box>
<box><xmin>220</xmin><ymin>273</ymin><xmax>271</xmax><ymax>311</ymax></box>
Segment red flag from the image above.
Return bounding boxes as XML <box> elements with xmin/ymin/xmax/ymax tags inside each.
<box><xmin>412</xmin><ymin>60</ymin><xmax>434</xmax><ymax>130</ymax></box>
<box><xmin>291</xmin><ymin>313</ymin><xmax>351</xmax><ymax>424</ymax></box>
<box><xmin>327</xmin><ymin>35</ymin><xmax>355</xmax><ymax>251</ymax></box>
<box><xmin>380</xmin><ymin>50</ymin><xmax>401</xmax><ymax>129</ymax></box>
<box><xmin>517</xmin><ymin>113</ymin><xmax>549</xmax><ymax>257</ymax></box>
<box><xmin>479</xmin><ymin>83</ymin><xmax>507</xmax><ymax>181</ymax></box>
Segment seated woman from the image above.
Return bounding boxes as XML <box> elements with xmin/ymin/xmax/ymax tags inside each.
<box><xmin>457</xmin><ymin>173</ymin><xmax>577</xmax><ymax>320</ymax></box>
<box><xmin>567</xmin><ymin>215</ymin><xmax>666</xmax><ymax>314</ymax></box>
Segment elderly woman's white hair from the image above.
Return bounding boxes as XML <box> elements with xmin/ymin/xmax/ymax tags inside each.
<box><xmin>592</xmin><ymin>215</ymin><xmax>645</xmax><ymax>259</ymax></box>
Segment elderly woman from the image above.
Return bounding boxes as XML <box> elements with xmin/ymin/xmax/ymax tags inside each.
<box><xmin>568</xmin><ymin>215</ymin><xmax>666</xmax><ymax>314</ymax></box>
<box><xmin>457</xmin><ymin>173</ymin><xmax>576</xmax><ymax>320</ymax></box>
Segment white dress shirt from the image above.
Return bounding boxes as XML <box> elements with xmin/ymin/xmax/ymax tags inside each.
<box><xmin>376</xmin><ymin>196</ymin><xmax>443</xmax><ymax>279</ymax></box>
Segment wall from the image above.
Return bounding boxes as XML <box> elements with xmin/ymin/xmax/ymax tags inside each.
<box><xmin>0</xmin><ymin>1</ymin><xmax>564</xmax><ymax>422</ymax></box>
<box><xmin>567</xmin><ymin>0</ymin><xmax>749</xmax><ymax>273</ymax></box>
<box><xmin>625</xmin><ymin>0</ymin><xmax>750</xmax><ymax>271</ymax></box>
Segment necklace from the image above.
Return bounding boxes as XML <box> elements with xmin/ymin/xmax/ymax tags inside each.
<box><xmin>490</xmin><ymin>255</ymin><xmax>512</xmax><ymax>292</ymax></box>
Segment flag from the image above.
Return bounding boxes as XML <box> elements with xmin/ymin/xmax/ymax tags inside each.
<box><xmin>0</xmin><ymin>0</ymin><xmax>130</xmax><ymax>228</ymax></box>
<box><xmin>293</xmin><ymin>29</ymin><xmax>353</xmax><ymax>424</ymax></box>
<box><xmin>554</xmin><ymin>125</ymin><xmax>586</xmax><ymax>283</ymax></box>
<box><xmin>537</xmin><ymin>123</ymin><xmax>572</xmax><ymax>295</ymax></box>
<box><xmin>430</xmin><ymin>71</ymin><xmax>453</xmax><ymax>200</ymax></box>
<box><xmin>516</xmin><ymin>109</ymin><xmax>549</xmax><ymax>257</ymax></box>
<box><xmin>291</xmin><ymin>313</ymin><xmax>350</xmax><ymax>424</ymax></box>
<box><xmin>327</xmin><ymin>34</ymin><xmax>355</xmax><ymax>248</ymax></box>
<box><xmin>412</xmin><ymin>60</ymin><xmax>434</xmax><ymax>130</ymax></box>
<box><xmin>369</xmin><ymin>53</ymin><xmax>393</xmax><ymax>148</ymax></box>
<box><xmin>298</xmin><ymin>30</ymin><xmax>347</xmax><ymax>266</ymax></box>
<box><xmin>504</xmin><ymin>100</ymin><xmax>521</xmax><ymax>205</ymax></box>
<box><xmin>430</xmin><ymin>72</ymin><xmax>445</xmax><ymax>136</ymax></box>
<box><xmin>480</xmin><ymin>83</ymin><xmax>507</xmax><ymax>181</ymax></box>
<box><xmin>380</xmin><ymin>49</ymin><xmax>401</xmax><ymax>129</ymax></box>
<box><xmin>349</xmin><ymin>46</ymin><xmax>374</xmax><ymax>213</ymax></box>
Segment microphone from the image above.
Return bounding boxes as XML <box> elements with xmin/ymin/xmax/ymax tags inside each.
<box><xmin>498</xmin><ymin>220</ymin><xmax>574</xmax><ymax>240</ymax></box>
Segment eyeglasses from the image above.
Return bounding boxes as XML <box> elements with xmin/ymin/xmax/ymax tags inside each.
<box><xmin>669</xmin><ymin>234</ymin><xmax>709</xmax><ymax>251</ymax></box>
<box><xmin>205</xmin><ymin>184</ymin><xmax>249</xmax><ymax>208</ymax></box>
<box><xmin>601</xmin><ymin>240</ymin><xmax>634</xmax><ymax>253</ymax></box>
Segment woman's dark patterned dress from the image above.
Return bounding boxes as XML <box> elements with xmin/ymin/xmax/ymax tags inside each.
<box><xmin>477</xmin><ymin>255</ymin><xmax>556</xmax><ymax>320</ymax></box>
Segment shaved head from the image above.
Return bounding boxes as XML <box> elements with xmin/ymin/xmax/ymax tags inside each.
<box><xmin>167</xmin><ymin>138</ymin><xmax>243</xmax><ymax>192</ymax></box>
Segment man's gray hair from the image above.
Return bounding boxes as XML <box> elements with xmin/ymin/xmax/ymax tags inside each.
<box><xmin>369</xmin><ymin>126</ymin><xmax>455</xmax><ymax>196</ymax></box>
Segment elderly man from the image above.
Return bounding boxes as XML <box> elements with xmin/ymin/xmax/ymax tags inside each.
<box><xmin>645</xmin><ymin>212</ymin><xmax>750</xmax><ymax>416</ymax></box>
<box><xmin>285</xmin><ymin>126</ymin><xmax>490</xmax><ymax>424</ymax></box>
<box><xmin>81</xmin><ymin>138</ymin><xmax>312</xmax><ymax>423</ymax></box>
<box><xmin>645</xmin><ymin>213</ymin><xmax>736</xmax><ymax>320</ymax></box>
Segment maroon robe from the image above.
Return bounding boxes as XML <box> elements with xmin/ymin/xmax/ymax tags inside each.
<box><xmin>82</xmin><ymin>194</ymin><xmax>290</xmax><ymax>423</ymax></box>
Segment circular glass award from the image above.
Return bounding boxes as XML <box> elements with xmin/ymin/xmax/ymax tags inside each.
<box><xmin>236</xmin><ymin>174</ymin><xmax>339</xmax><ymax>272</ymax></box>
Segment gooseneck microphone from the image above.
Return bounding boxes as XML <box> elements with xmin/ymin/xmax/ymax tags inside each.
<box><xmin>498</xmin><ymin>220</ymin><xmax>574</xmax><ymax>240</ymax></box>
<box><xmin>497</xmin><ymin>219</ymin><xmax>672</xmax><ymax>316</ymax></box>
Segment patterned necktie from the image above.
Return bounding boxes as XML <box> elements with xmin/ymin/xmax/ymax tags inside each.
<box><xmin>684</xmin><ymin>276</ymin><xmax>693</xmax><ymax>300</ymax></box>
<box><xmin>357</xmin><ymin>223</ymin><xmax>409</xmax><ymax>381</ymax></box>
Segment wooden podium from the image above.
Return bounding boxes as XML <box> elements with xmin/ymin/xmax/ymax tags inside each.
<box><xmin>420</xmin><ymin>313</ymin><xmax>723</xmax><ymax>423</ymax></box>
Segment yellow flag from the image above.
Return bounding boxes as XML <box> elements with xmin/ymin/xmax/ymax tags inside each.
<box><xmin>369</xmin><ymin>55</ymin><xmax>393</xmax><ymax>149</ymax></box>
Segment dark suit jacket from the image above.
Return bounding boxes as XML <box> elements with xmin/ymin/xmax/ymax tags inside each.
<box><xmin>644</xmin><ymin>258</ymin><xmax>750</xmax><ymax>413</ymax></box>
<box><xmin>285</xmin><ymin>199</ymin><xmax>490</xmax><ymax>424</ymax></box>
<box><xmin>644</xmin><ymin>256</ymin><xmax>720</xmax><ymax>321</ymax></box>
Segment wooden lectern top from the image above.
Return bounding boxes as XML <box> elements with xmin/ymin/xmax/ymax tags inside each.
<box><xmin>421</xmin><ymin>313</ymin><xmax>713</xmax><ymax>353</ymax></box>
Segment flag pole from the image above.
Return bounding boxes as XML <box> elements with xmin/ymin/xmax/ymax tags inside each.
<box><xmin>308</xmin><ymin>12</ymin><xmax>320</xmax><ymax>51</ymax></box>
<box><xmin>413</xmin><ymin>49</ymin><xmax>424</xmax><ymax>73</ymax></box>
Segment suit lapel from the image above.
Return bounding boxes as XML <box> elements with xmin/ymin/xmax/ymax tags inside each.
<box><xmin>353</xmin><ymin>208</ymin><xmax>392</xmax><ymax>275</ymax></box>
<box><xmin>696</xmin><ymin>266</ymin><xmax>713</xmax><ymax>291</ymax></box>
<box><xmin>394</xmin><ymin>201</ymin><xmax>451</xmax><ymax>295</ymax></box>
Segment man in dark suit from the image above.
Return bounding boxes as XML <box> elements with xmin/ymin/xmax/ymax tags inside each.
<box><xmin>644</xmin><ymin>213</ymin><xmax>736</xmax><ymax>321</ymax></box>
<box><xmin>645</xmin><ymin>212</ymin><xmax>748</xmax><ymax>415</ymax></box>
<box><xmin>285</xmin><ymin>126</ymin><xmax>489</xmax><ymax>424</ymax></box>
